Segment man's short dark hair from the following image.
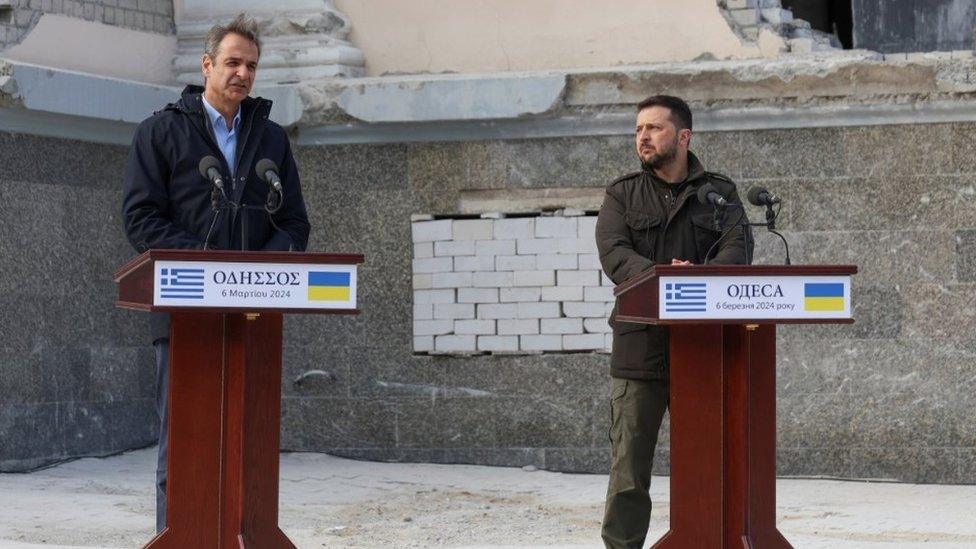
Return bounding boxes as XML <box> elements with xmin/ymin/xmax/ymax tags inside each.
<box><xmin>637</xmin><ymin>95</ymin><xmax>692</xmax><ymax>131</ymax></box>
<box><xmin>205</xmin><ymin>12</ymin><xmax>262</xmax><ymax>59</ymax></box>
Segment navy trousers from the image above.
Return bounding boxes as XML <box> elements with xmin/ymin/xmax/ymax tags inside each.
<box><xmin>153</xmin><ymin>338</ymin><xmax>169</xmax><ymax>534</ymax></box>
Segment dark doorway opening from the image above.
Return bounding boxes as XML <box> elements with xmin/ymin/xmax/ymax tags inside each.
<box><xmin>782</xmin><ymin>0</ymin><xmax>853</xmax><ymax>49</ymax></box>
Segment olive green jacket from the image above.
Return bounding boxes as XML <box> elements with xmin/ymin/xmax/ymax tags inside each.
<box><xmin>595</xmin><ymin>151</ymin><xmax>750</xmax><ymax>380</ymax></box>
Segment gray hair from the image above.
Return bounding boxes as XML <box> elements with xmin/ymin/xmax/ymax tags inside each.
<box><xmin>204</xmin><ymin>12</ymin><xmax>262</xmax><ymax>60</ymax></box>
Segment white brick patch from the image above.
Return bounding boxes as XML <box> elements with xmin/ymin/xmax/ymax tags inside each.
<box><xmin>414</xmin><ymin>242</ymin><xmax>434</xmax><ymax>258</ymax></box>
<box><xmin>557</xmin><ymin>270</ymin><xmax>600</xmax><ymax>286</ymax></box>
<box><xmin>414</xmin><ymin>289</ymin><xmax>456</xmax><ymax>304</ymax></box>
<box><xmin>454</xmin><ymin>255</ymin><xmax>496</xmax><ymax>272</ymax></box>
<box><xmin>412</xmin><ymin>219</ymin><xmax>452</xmax><ymax>242</ymax></box>
<box><xmin>476</xmin><ymin>239</ymin><xmax>516</xmax><ymax>256</ymax></box>
<box><xmin>458</xmin><ymin>288</ymin><xmax>500</xmax><ymax>303</ymax></box>
<box><xmin>413</xmin><ymin>257</ymin><xmax>453</xmax><ymax>274</ymax></box>
<box><xmin>435</xmin><ymin>335</ymin><xmax>477</xmax><ymax>352</ymax></box>
<box><xmin>500</xmin><ymin>287</ymin><xmax>541</xmax><ymax>302</ymax></box>
<box><xmin>557</xmin><ymin>237</ymin><xmax>598</xmax><ymax>254</ymax></box>
<box><xmin>584</xmin><ymin>286</ymin><xmax>614</xmax><ymax>302</ymax></box>
<box><xmin>478</xmin><ymin>335</ymin><xmax>519</xmax><ymax>352</ymax></box>
<box><xmin>577</xmin><ymin>216</ymin><xmax>597</xmax><ymax>238</ymax></box>
<box><xmin>478</xmin><ymin>303</ymin><xmax>519</xmax><ymax>319</ymax></box>
<box><xmin>584</xmin><ymin>318</ymin><xmax>611</xmax><ymax>333</ymax></box>
<box><xmin>494</xmin><ymin>218</ymin><xmax>535</xmax><ymax>239</ymax></box>
<box><xmin>498</xmin><ymin>319</ymin><xmax>539</xmax><ymax>335</ymax></box>
<box><xmin>414</xmin><ymin>320</ymin><xmax>454</xmax><ymax>336</ymax></box>
<box><xmin>435</xmin><ymin>240</ymin><xmax>475</xmax><ymax>256</ymax></box>
<box><xmin>455</xmin><ymin>319</ymin><xmax>496</xmax><ymax>335</ymax></box>
<box><xmin>434</xmin><ymin>303</ymin><xmax>475</xmax><ymax>320</ymax></box>
<box><xmin>473</xmin><ymin>271</ymin><xmax>514</xmax><ymax>287</ymax></box>
<box><xmin>454</xmin><ymin>219</ymin><xmax>494</xmax><ymax>240</ymax></box>
<box><xmin>414</xmin><ymin>303</ymin><xmax>433</xmax><ymax>320</ymax></box>
<box><xmin>563</xmin><ymin>301</ymin><xmax>606</xmax><ymax>318</ymax></box>
<box><xmin>413</xmin><ymin>274</ymin><xmax>433</xmax><ymax>290</ymax></box>
<box><xmin>517</xmin><ymin>301</ymin><xmax>561</xmax><ymax>319</ymax></box>
<box><xmin>431</xmin><ymin>272</ymin><xmax>473</xmax><ymax>288</ymax></box>
<box><xmin>563</xmin><ymin>333</ymin><xmax>606</xmax><ymax>351</ymax></box>
<box><xmin>535</xmin><ymin>216</ymin><xmax>577</xmax><ymax>238</ymax></box>
<box><xmin>537</xmin><ymin>253</ymin><xmax>578</xmax><ymax>270</ymax></box>
<box><xmin>521</xmin><ymin>335</ymin><xmax>563</xmax><ymax>351</ymax></box>
<box><xmin>541</xmin><ymin>318</ymin><xmax>583</xmax><ymax>334</ymax></box>
<box><xmin>541</xmin><ymin>286</ymin><xmax>584</xmax><ymax>302</ymax></box>
<box><xmin>516</xmin><ymin>238</ymin><xmax>555</xmax><ymax>255</ymax></box>
<box><xmin>411</xmin><ymin>213</ymin><xmax>615</xmax><ymax>354</ymax></box>
<box><xmin>578</xmin><ymin>253</ymin><xmax>601</xmax><ymax>270</ymax></box>
<box><xmin>496</xmin><ymin>255</ymin><xmax>536</xmax><ymax>271</ymax></box>
<box><xmin>514</xmin><ymin>270</ymin><xmax>555</xmax><ymax>287</ymax></box>
<box><xmin>414</xmin><ymin>336</ymin><xmax>434</xmax><ymax>352</ymax></box>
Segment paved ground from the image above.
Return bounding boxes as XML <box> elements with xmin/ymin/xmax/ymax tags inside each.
<box><xmin>0</xmin><ymin>448</ymin><xmax>974</xmax><ymax>548</ymax></box>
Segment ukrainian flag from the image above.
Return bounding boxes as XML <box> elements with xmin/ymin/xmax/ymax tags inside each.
<box><xmin>804</xmin><ymin>283</ymin><xmax>845</xmax><ymax>312</ymax></box>
<box><xmin>308</xmin><ymin>271</ymin><xmax>351</xmax><ymax>301</ymax></box>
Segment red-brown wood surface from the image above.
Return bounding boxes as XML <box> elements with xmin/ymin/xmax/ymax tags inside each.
<box><xmin>652</xmin><ymin>324</ymin><xmax>791</xmax><ymax>549</ymax></box>
<box><xmin>143</xmin><ymin>312</ymin><xmax>296</xmax><ymax>549</ymax></box>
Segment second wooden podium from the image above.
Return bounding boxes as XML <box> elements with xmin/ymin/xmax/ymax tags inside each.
<box><xmin>613</xmin><ymin>264</ymin><xmax>856</xmax><ymax>549</ymax></box>
<box><xmin>114</xmin><ymin>249</ymin><xmax>364</xmax><ymax>548</ymax></box>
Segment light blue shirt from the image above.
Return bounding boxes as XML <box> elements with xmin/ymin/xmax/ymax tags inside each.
<box><xmin>201</xmin><ymin>95</ymin><xmax>242</xmax><ymax>179</ymax></box>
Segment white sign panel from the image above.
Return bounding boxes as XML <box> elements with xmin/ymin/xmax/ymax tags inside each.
<box><xmin>153</xmin><ymin>261</ymin><xmax>357</xmax><ymax>310</ymax></box>
<box><xmin>659</xmin><ymin>276</ymin><xmax>851</xmax><ymax>320</ymax></box>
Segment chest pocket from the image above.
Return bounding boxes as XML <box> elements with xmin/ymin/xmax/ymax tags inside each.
<box><xmin>690</xmin><ymin>213</ymin><xmax>723</xmax><ymax>262</ymax></box>
<box><xmin>625</xmin><ymin>211</ymin><xmax>662</xmax><ymax>260</ymax></box>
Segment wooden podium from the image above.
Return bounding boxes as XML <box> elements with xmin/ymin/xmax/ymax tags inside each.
<box><xmin>613</xmin><ymin>264</ymin><xmax>857</xmax><ymax>549</ymax></box>
<box><xmin>114</xmin><ymin>249</ymin><xmax>364</xmax><ymax>548</ymax></box>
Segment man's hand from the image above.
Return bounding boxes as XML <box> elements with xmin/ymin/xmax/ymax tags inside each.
<box><xmin>671</xmin><ymin>258</ymin><xmax>691</xmax><ymax>266</ymax></box>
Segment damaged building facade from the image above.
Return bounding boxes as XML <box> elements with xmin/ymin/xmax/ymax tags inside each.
<box><xmin>1</xmin><ymin>0</ymin><xmax>975</xmax><ymax>484</ymax></box>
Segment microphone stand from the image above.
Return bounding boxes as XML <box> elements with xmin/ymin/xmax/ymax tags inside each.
<box><xmin>741</xmin><ymin>203</ymin><xmax>791</xmax><ymax>265</ymax></box>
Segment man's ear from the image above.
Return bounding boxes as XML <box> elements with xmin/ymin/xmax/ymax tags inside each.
<box><xmin>679</xmin><ymin>128</ymin><xmax>692</xmax><ymax>147</ymax></box>
<box><xmin>201</xmin><ymin>54</ymin><xmax>212</xmax><ymax>79</ymax></box>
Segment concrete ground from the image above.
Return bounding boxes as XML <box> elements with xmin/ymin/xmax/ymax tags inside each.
<box><xmin>0</xmin><ymin>448</ymin><xmax>974</xmax><ymax>548</ymax></box>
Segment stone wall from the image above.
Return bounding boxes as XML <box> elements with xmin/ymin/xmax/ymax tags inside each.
<box><xmin>2</xmin><ymin>119</ymin><xmax>973</xmax><ymax>483</ymax></box>
<box><xmin>0</xmin><ymin>0</ymin><xmax>173</xmax><ymax>50</ymax></box>
<box><xmin>282</xmin><ymin>122</ymin><xmax>976</xmax><ymax>484</ymax></box>
<box><xmin>0</xmin><ymin>132</ymin><xmax>156</xmax><ymax>471</ymax></box>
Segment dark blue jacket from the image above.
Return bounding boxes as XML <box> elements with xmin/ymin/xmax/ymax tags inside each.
<box><xmin>122</xmin><ymin>85</ymin><xmax>311</xmax><ymax>340</ymax></box>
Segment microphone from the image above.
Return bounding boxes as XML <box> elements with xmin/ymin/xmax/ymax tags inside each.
<box><xmin>747</xmin><ymin>186</ymin><xmax>781</xmax><ymax>207</ymax></box>
<box><xmin>198</xmin><ymin>156</ymin><xmax>226</xmax><ymax>194</ymax></box>
<box><xmin>255</xmin><ymin>159</ymin><xmax>282</xmax><ymax>194</ymax></box>
<box><xmin>199</xmin><ymin>156</ymin><xmax>226</xmax><ymax>250</ymax></box>
<box><xmin>697</xmin><ymin>183</ymin><xmax>728</xmax><ymax>207</ymax></box>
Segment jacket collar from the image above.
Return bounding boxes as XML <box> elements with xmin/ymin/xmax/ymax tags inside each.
<box><xmin>173</xmin><ymin>84</ymin><xmax>272</xmax><ymax>119</ymax></box>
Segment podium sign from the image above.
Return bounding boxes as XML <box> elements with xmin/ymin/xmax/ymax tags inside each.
<box><xmin>154</xmin><ymin>260</ymin><xmax>358</xmax><ymax>310</ymax></box>
<box><xmin>659</xmin><ymin>275</ymin><xmax>851</xmax><ymax>320</ymax></box>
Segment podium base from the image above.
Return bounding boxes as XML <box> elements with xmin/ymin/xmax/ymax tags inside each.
<box><xmin>141</xmin><ymin>312</ymin><xmax>296</xmax><ymax>549</ymax></box>
<box><xmin>650</xmin><ymin>324</ymin><xmax>793</xmax><ymax>549</ymax></box>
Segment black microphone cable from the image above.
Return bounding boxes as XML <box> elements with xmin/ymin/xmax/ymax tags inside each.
<box><xmin>703</xmin><ymin>204</ymin><xmax>747</xmax><ymax>265</ymax></box>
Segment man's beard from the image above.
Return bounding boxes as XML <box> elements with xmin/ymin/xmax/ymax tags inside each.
<box><xmin>640</xmin><ymin>136</ymin><xmax>679</xmax><ymax>171</ymax></box>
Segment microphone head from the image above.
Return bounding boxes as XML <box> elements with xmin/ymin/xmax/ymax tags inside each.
<box><xmin>697</xmin><ymin>183</ymin><xmax>717</xmax><ymax>206</ymax></box>
<box><xmin>199</xmin><ymin>155</ymin><xmax>222</xmax><ymax>179</ymax></box>
<box><xmin>747</xmin><ymin>186</ymin><xmax>767</xmax><ymax>206</ymax></box>
<box><xmin>255</xmin><ymin>158</ymin><xmax>280</xmax><ymax>183</ymax></box>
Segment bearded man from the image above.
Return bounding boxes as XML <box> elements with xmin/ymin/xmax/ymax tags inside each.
<box><xmin>595</xmin><ymin>95</ymin><xmax>749</xmax><ymax>549</ymax></box>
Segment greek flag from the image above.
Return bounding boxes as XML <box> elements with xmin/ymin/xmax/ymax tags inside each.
<box><xmin>664</xmin><ymin>282</ymin><xmax>707</xmax><ymax>312</ymax></box>
<box><xmin>160</xmin><ymin>268</ymin><xmax>205</xmax><ymax>299</ymax></box>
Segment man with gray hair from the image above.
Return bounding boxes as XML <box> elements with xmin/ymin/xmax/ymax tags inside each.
<box><xmin>122</xmin><ymin>13</ymin><xmax>310</xmax><ymax>532</ymax></box>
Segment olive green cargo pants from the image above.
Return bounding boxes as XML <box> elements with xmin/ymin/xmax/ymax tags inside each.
<box><xmin>601</xmin><ymin>377</ymin><xmax>670</xmax><ymax>549</ymax></box>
